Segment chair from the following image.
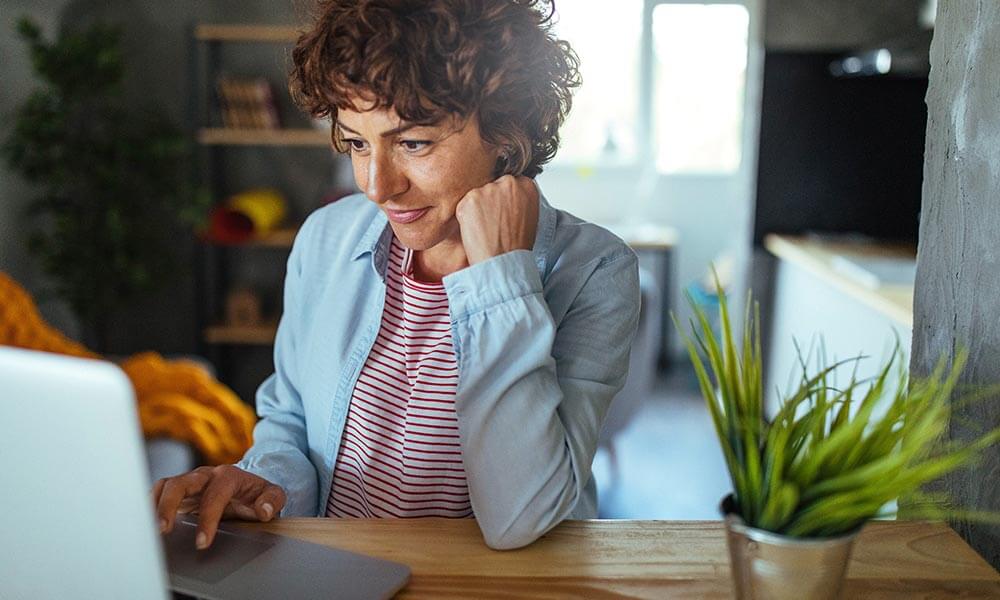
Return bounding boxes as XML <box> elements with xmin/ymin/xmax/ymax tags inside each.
<box><xmin>598</xmin><ymin>266</ymin><xmax>662</xmax><ymax>491</ymax></box>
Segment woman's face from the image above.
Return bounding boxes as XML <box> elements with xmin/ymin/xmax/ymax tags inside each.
<box><xmin>335</xmin><ymin>100</ymin><xmax>500</xmax><ymax>252</ymax></box>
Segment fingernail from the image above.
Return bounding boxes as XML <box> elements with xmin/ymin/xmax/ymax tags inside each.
<box><xmin>160</xmin><ymin>519</ymin><xmax>167</xmax><ymax>533</ymax></box>
<box><xmin>262</xmin><ymin>503</ymin><xmax>273</xmax><ymax>519</ymax></box>
<box><xmin>196</xmin><ymin>532</ymin><xmax>208</xmax><ymax>550</ymax></box>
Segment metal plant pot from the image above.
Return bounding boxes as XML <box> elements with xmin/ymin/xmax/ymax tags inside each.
<box><xmin>720</xmin><ymin>495</ymin><xmax>861</xmax><ymax>600</ymax></box>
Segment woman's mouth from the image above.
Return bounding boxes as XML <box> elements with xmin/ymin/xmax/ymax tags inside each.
<box><xmin>385</xmin><ymin>207</ymin><xmax>430</xmax><ymax>224</ymax></box>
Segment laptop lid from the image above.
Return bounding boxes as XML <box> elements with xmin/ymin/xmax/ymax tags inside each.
<box><xmin>0</xmin><ymin>346</ymin><xmax>170</xmax><ymax>600</ymax></box>
<box><xmin>0</xmin><ymin>346</ymin><xmax>410</xmax><ymax>600</ymax></box>
<box><xmin>1</xmin><ymin>346</ymin><xmax>412</xmax><ymax>600</ymax></box>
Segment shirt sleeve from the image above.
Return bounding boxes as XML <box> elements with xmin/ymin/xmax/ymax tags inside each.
<box><xmin>443</xmin><ymin>247</ymin><xmax>641</xmax><ymax>549</ymax></box>
<box><xmin>234</xmin><ymin>219</ymin><xmax>319</xmax><ymax>517</ymax></box>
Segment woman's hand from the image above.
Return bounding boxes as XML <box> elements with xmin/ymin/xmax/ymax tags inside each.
<box><xmin>151</xmin><ymin>465</ymin><xmax>286</xmax><ymax>550</ymax></box>
<box><xmin>455</xmin><ymin>175</ymin><xmax>539</xmax><ymax>265</ymax></box>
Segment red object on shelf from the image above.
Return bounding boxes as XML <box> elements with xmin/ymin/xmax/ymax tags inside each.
<box><xmin>206</xmin><ymin>205</ymin><xmax>254</xmax><ymax>244</ymax></box>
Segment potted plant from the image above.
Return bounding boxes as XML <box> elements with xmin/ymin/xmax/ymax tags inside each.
<box><xmin>674</xmin><ymin>280</ymin><xmax>1000</xmax><ymax>600</ymax></box>
<box><xmin>2</xmin><ymin>18</ymin><xmax>208</xmax><ymax>352</ymax></box>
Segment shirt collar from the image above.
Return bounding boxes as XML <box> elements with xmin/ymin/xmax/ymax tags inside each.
<box><xmin>351</xmin><ymin>184</ymin><xmax>557</xmax><ymax>278</ymax></box>
<box><xmin>352</xmin><ymin>207</ymin><xmax>390</xmax><ymax>261</ymax></box>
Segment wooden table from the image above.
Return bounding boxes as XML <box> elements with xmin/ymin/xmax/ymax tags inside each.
<box><xmin>241</xmin><ymin>518</ymin><xmax>1000</xmax><ymax>598</ymax></box>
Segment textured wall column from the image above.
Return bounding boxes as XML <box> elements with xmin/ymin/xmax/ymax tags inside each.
<box><xmin>909</xmin><ymin>2</ymin><xmax>1000</xmax><ymax>568</ymax></box>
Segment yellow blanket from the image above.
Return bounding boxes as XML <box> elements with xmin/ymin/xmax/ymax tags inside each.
<box><xmin>0</xmin><ymin>272</ymin><xmax>255</xmax><ymax>464</ymax></box>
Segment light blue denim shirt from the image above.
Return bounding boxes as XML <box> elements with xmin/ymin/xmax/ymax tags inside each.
<box><xmin>236</xmin><ymin>190</ymin><xmax>640</xmax><ymax>549</ymax></box>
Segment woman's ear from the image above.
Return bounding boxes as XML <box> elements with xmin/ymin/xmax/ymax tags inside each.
<box><xmin>492</xmin><ymin>146</ymin><xmax>511</xmax><ymax>178</ymax></box>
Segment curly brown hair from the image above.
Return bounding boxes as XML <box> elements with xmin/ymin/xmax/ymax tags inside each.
<box><xmin>289</xmin><ymin>0</ymin><xmax>580</xmax><ymax>177</ymax></box>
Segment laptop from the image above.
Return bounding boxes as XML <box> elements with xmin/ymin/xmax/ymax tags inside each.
<box><xmin>0</xmin><ymin>346</ymin><xmax>410</xmax><ymax>600</ymax></box>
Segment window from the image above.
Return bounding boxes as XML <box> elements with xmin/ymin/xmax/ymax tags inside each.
<box><xmin>652</xmin><ymin>3</ymin><xmax>749</xmax><ymax>173</ymax></box>
<box><xmin>550</xmin><ymin>0</ymin><xmax>643</xmax><ymax>166</ymax></box>
<box><xmin>551</xmin><ymin>2</ymin><xmax>750</xmax><ymax>175</ymax></box>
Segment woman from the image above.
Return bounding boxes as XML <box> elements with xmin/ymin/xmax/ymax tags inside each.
<box><xmin>153</xmin><ymin>0</ymin><xmax>640</xmax><ymax>551</ymax></box>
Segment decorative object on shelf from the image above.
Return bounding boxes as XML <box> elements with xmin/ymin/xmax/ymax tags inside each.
<box><xmin>2</xmin><ymin>18</ymin><xmax>209</xmax><ymax>352</ymax></box>
<box><xmin>225</xmin><ymin>287</ymin><xmax>263</xmax><ymax>327</ymax></box>
<box><xmin>0</xmin><ymin>272</ymin><xmax>254</xmax><ymax>464</ymax></box>
<box><xmin>215</xmin><ymin>76</ymin><xmax>281</xmax><ymax>129</ymax></box>
<box><xmin>674</xmin><ymin>275</ymin><xmax>1000</xmax><ymax>600</ymax></box>
<box><xmin>206</xmin><ymin>187</ymin><xmax>288</xmax><ymax>244</ymax></box>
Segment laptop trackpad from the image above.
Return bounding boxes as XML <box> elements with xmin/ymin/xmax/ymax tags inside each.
<box><xmin>164</xmin><ymin>520</ymin><xmax>273</xmax><ymax>584</ymax></box>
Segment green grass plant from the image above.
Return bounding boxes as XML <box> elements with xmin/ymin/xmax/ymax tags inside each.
<box><xmin>674</xmin><ymin>278</ymin><xmax>1000</xmax><ymax>538</ymax></box>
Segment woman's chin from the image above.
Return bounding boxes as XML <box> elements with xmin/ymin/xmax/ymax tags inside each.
<box><xmin>388</xmin><ymin>214</ymin><xmax>464</xmax><ymax>255</ymax></box>
<box><xmin>388</xmin><ymin>225</ymin><xmax>435</xmax><ymax>251</ymax></box>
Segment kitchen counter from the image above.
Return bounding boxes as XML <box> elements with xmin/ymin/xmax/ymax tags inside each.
<box><xmin>764</xmin><ymin>234</ymin><xmax>916</xmax><ymax>327</ymax></box>
<box><xmin>762</xmin><ymin>234</ymin><xmax>917</xmax><ymax>414</ymax></box>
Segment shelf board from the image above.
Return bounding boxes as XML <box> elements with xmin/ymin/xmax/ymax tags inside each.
<box><xmin>203</xmin><ymin>226</ymin><xmax>299</xmax><ymax>248</ymax></box>
<box><xmin>198</xmin><ymin>128</ymin><xmax>331</xmax><ymax>147</ymax></box>
<box><xmin>203</xmin><ymin>323</ymin><xmax>278</xmax><ymax>345</ymax></box>
<box><xmin>195</xmin><ymin>24</ymin><xmax>302</xmax><ymax>43</ymax></box>
<box><xmin>247</xmin><ymin>227</ymin><xmax>298</xmax><ymax>248</ymax></box>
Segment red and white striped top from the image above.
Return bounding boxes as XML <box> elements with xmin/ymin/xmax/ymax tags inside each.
<box><xmin>326</xmin><ymin>236</ymin><xmax>472</xmax><ymax>518</ymax></box>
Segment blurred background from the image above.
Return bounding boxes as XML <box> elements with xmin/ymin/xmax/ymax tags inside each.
<box><xmin>1</xmin><ymin>0</ymin><xmax>936</xmax><ymax>518</ymax></box>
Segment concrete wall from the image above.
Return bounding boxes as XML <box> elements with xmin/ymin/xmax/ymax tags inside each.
<box><xmin>909</xmin><ymin>1</ymin><xmax>1000</xmax><ymax>569</ymax></box>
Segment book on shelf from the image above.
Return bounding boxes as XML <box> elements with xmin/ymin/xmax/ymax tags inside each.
<box><xmin>215</xmin><ymin>76</ymin><xmax>281</xmax><ymax>129</ymax></box>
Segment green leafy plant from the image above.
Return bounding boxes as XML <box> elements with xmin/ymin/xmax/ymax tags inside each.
<box><xmin>674</xmin><ymin>278</ymin><xmax>1000</xmax><ymax>538</ymax></box>
<box><xmin>3</xmin><ymin>17</ymin><xmax>209</xmax><ymax>351</ymax></box>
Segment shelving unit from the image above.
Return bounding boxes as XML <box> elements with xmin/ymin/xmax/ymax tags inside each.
<box><xmin>191</xmin><ymin>23</ymin><xmax>337</xmax><ymax>399</ymax></box>
<box><xmin>198</xmin><ymin>127</ymin><xmax>330</xmax><ymax>147</ymax></box>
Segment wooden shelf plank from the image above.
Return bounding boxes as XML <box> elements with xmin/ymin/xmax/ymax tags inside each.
<box><xmin>246</xmin><ymin>227</ymin><xmax>298</xmax><ymax>248</ymax></box>
<box><xmin>198</xmin><ymin>128</ymin><xmax>331</xmax><ymax>147</ymax></box>
<box><xmin>205</xmin><ymin>227</ymin><xmax>299</xmax><ymax>249</ymax></box>
<box><xmin>195</xmin><ymin>24</ymin><xmax>302</xmax><ymax>43</ymax></box>
<box><xmin>204</xmin><ymin>323</ymin><xmax>278</xmax><ymax>345</ymax></box>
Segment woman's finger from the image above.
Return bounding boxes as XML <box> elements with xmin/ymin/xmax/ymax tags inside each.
<box><xmin>195</xmin><ymin>467</ymin><xmax>239</xmax><ymax>549</ymax></box>
<box><xmin>150</xmin><ymin>478</ymin><xmax>167</xmax><ymax>509</ymax></box>
<box><xmin>176</xmin><ymin>496</ymin><xmax>201</xmax><ymax>514</ymax></box>
<box><xmin>227</xmin><ymin>500</ymin><xmax>259</xmax><ymax>521</ymax></box>
<box><xmin>253</xmin><ymin>484</ymin><xmax>287</xmax><ymax>522</ymax></box>
<box><xmin>157</xmin><ymin>470</ymin><xmax>210</xmax><ymax>534</ymax></box>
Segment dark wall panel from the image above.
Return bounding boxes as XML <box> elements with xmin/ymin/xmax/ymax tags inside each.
<box><xmin>754</xmin><ymin>52</ymin><xmax>928</xmax><ymax>245</ymax></box>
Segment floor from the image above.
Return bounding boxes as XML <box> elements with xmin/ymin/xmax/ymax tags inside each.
<box><xmin>592</xmin><ymin>364</ymin><xmax>733</xmax><ymax>520</ymax></box>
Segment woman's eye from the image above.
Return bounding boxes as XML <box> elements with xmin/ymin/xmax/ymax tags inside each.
<box><xmin>339</xmin><ymin>138</ymin><xmax>367</xmax><ymax>152</ymax></box>
<box><xmin>400</xmin><ymin>140</ymin><xmax>431</xmax><ymax>152</ymax></box>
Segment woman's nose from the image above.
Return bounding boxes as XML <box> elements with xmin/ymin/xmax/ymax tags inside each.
<box><xmin>365</xmin><ymin>151</ymin><xmax>407</xmax><ymax>204</ymax></box>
